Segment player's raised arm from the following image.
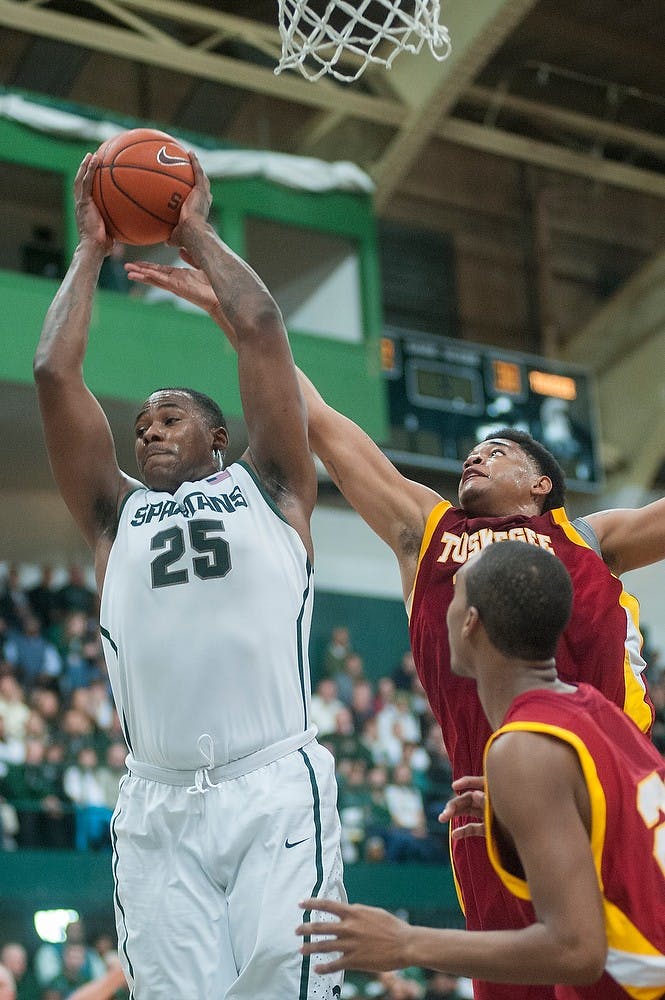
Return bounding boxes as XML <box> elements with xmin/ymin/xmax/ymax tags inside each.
<box><xmin>298</xmin><ymin>370</ymin><xmax>443</xmax><ymax>598</ymax></box>
<box><xmin>33</xmin><ymin>153</ymin><xmax>134</xmax><ymax>556</ymax></box>
<box><xmin>584</xmin><ymin>497</ymin><xmax>665</xmax><ymax>576</ymax></box>
<box><xmin>167</xmin><ymin>154</ymin><xmax>316</xmax><ymax>547</ymax></box>
<box><xmin>297</xmin><ymin>732</ymin><xmax>606</xmax><ymax>986</ymax></box>
<box><xmin>123</xmin><ymin>254</ymin><xmax>441</xmax><ymax>598</ymax></box>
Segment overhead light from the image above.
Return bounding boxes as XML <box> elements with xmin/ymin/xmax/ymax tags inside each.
<box><xmin>33</xmin><ymin>909</ymin><xmax>79</xmax><ymax>944</ymax></box>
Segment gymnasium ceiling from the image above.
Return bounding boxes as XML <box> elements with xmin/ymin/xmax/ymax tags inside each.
<box><xmin>0</xmin><ymin>0</ymin><xmax>664</xmax><ymax>561</ymax></box>
<box><xmin>0</xmin><ymin>0</ymin><xmax>663</xmax><ymax>205</ymax></box>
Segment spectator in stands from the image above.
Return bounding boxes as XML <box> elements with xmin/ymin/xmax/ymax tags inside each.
<box><xmin>423</xmin><ymin>971</ymin><xmax>470</xmax><ymax>999</ymax></box>
<box><xmin>24</xmin><ymin>710</ymin><xmax>49</xmax><ymax>744</ymax></box>
<box><xmin>59</xmin><ymin>707</ymin><xmax>100</xmax><ymax>764</ymax></box>
<box><xmin>359</xmin><ymin>715</ymin><xmax>391</xmax><ymax>767</ymax></box>
<box><xmin>650</xmin><ymin>672</ymin><xmax>665</xmax><ymax>753</ymax></box>
<box><xmin>321</xmin><ymin>625</ymin><xmax>354</xmax><ymax>680</ymax></box>
<box><xmin>322</xmin><ymin>706</ymin><xmax>373</xmax><ymax>771</ymax></box>
<box><xmin>0</xmin><ymin>714</ymin><xmax>24</xmax><ymax>766</ymax></box>
<box><xmin>310</xmin><ymin>677</ymin><xmax>345</xmax><ymax>738</ymax></box>
<box><xmin>0</xmin><ymin>789</ymin><xmax>19</xmax><ymax>851</ymax></box>
<box><xmin>44</xmin><ymin>944</ymin><xmax>92</xmax><ymax>997</ymax></box>
<box><xmin>56</xmin><ymin>613</ymin><xmax>103</xmax><ymax>695</ymax></box>
<box><xmin>374</xmin><ymin>675</ymin><xmax>397</xmax><ymax>714</ymax></box>
<box><xmin>391</xmin><ymin>650</ymin><xmax>417</xmax><ymax>692</ymax></box>
<box><xmin>376</xmin><ymin>690</ymin><xmax>421</xmax><ymax>766</ymax></box>
<box><xmin>376</xmin><ymin>969</ymin><xmax>425</xmax><ymax>998</ymax></box>
<box><xmin>28</xmin><ymin>688</ymin><xmax>61</xmax><ymax>744</ymax></box>
<box><xmin>98</xmin><ymin>243</ymin><xmax>131</xmax><ymax>294</ymax></box>
<box><xmin>0</xmin><ymin>568</ymin><xmax>30</xmax><ymax>631</ymax></box>
<box><xmin>332</xmin><ymin>651</ymin><xmax>366</xmax><ymax>707</ymax></box>
<box><xmin>363</xmin><ymin>764</ymin><xmax>393</xmax><ymax>859</ymax></box>
<box><xmin>349</xmin><ymin>677</ymin><xmax>376</xmax><ymax>732</ymax></box>
<box><xmin>54</xmin><ymin>566</ymin><xmax>96</xmax><ymax>620</ymax></box>
<box><xmin>0</xmin><ymin>942</ymin><xmax>39</xmax><ymax>1000</ymax></box>
<box><xmin>85</xmin><ymin>680</ymin><xmax>115</xmax><ymax>734</ymax></box>
<box><xmin>67</xmin><ymin>952</ymin><xmax>128</xmax><ymax>1000</ymax></box>
<box><xmin>0</xmin><ymin>738</ymin><xmax>73</xmax><ymax>847</ymax></box>
<box><xmin>4</xmin><ymin>616</ymin><xmax>62</xmax><ymax>689</ymax></box>
<box><xmin>20</xmin><ymin>225</ymin><xmax>64</xmax><ymax>280</ymax></box>
<box><xmin>0</xmin><ymin>676</ymin><xmax>30</xmax><ymax>742</ymax></box>
<box><xmin>34</xmin><ymin>919</ymin><xmax>105</xmax><ymax>992</ymax></box>
<box><xmin>27</xmin><ymin>566</ymin><xmax>58</xmax><ymax>633</ymax></box>
<box><xmin>64</xmin><ymin>747</ymin><xmax>113</xmax><ymax>850</ymax></box>
<box><xmin>383</xmin><ymin>762</ymin><xmax>446</xmax><ymax>863</ymax></box>
<box><xmin>0</xmin><ymin>963</ymin><xmax>15</xmax><ymax>1000</ymax></box>
<box><xmin>337</xmin><ymin>757</ymin><xmax>371</xmax><ymax>863</ymax></box>
<box><xmin>419</xmin><ymin>723</ymin><xmax>454</xmax><ymax>829</ymax></box>
<box><xmin>0</xmin><ymin>620</ymin><xmax>10</xmax><ymax>663</ymax></box>
<box><xmin>401</xmin><ymin>741</ymin><xmax>431</xmax><ymax>796</ymax></box>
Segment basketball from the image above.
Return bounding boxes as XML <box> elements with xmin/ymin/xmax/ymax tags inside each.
<box><xmin>92</xmin><ymin>128</ymin><xmax>194</xmax><ymax>245</ymax></box>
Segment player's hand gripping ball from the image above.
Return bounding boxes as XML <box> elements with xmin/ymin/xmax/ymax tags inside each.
<box><xmin>92</xmin><ymin>128</ymin><xmax>194</xmax><ymax>245</ymax></box>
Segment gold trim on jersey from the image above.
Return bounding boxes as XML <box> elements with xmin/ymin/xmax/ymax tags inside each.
<box><xmin>484</xmin><ymin>720</ymin><xmax>665</xmax><ymax>997</ymax></box>
<box><xmin>551</xmin><ymin>508</ymin><xmax>652</xmax><ymax>735</ymax></box>
<box><xmin>406</xmin><ymin>500</ymin><xmax>452</xmax><ymax>620</ymax></box>
<box><xmin>484</xmin><ymin>721</ymin><xmax>607</xmax><ymax>903</ymax></box>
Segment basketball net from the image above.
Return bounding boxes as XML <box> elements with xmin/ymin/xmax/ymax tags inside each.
<box><xmin>275</xmin><ymin>0</ymin><xmax>452</xmax><ymax>83</ymax></box>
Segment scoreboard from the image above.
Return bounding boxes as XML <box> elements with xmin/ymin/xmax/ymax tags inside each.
<box><xmin>380</xmin><ymin>329</ymin><xmax>603</xmax><ymax>492</ymax></box>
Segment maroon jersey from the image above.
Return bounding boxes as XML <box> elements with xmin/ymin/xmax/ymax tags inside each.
<box><xmin>408</xmin><ymin>502</ymin><xmax>654</xmax><ymax>1000</ymax></box>
<box><xmin>485</xmin><ymin>683</ymin><xmax>665</xmax><ymax>1000</ymax></box>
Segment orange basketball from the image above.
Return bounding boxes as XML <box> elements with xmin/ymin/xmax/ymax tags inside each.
<box><xmin>92</xmin><ymin>128</ymin><xmax>194</xmax><ymax>245</ymax></box>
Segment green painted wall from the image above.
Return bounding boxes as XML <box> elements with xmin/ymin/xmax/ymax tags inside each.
<box><xmin>311</xmin><ymin>591</ymin><xmax>410</xmax><ymax>683</ymax></box>
<box><xmin>0</xmin><ymin>851</ymin><xmax>461</xmax><ymax>947</ymax></box>
<box><xmin>0</xmin><ymin>94</ymin><xmax>387</xmax><ymax>437</ymax></box>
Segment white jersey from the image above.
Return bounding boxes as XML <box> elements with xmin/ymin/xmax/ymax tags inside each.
<box><xmin>100</xmin><ymin>462</ymin><xmax>314</xmax><ymax>770</ymax></box>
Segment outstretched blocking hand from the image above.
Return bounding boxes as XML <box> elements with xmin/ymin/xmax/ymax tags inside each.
<box><xmin>124</xmin><ymin>258</ymin><xmax>237</xmax><ymax>347</ymax></box>
<box><xmin>75</xmin><ymin>153</ymin><xmax>113</xmax><ymax>252</ymax></box>
<box><xmin>439</xmin><ymin>775</ymin><xmax>486</xmax><ymax>840</ymax></box>
<box><xmin>296</xmin><ymin>897</ymin><xmax>412</xmax><ymax>975</ymax></box>
<box><xmin>125</xmin><ymin>258</ymin><xmax>216</xmax><ymax>311</ymax></box>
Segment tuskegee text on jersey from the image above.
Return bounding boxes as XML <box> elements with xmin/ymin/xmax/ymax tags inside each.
<box><xmin>437</xmin><ymin>526</ymin><xmax>555</xmax><ymax>565</ymax></box>
<box><xmin>130</xmin><ymin>485</ymin><xmax>248</xmax><ymax>526</ymax></box>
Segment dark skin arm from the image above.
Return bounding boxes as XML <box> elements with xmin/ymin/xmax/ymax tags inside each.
<box><xmin>124</xmin><ymin>258</ymin><xmax>436</xmax><ymax>590</ymax></box>
<box><xmin>66</xmin><ymin>959</ymin><xmax>127</xmax><ymax>1000</ymax></box>
<box><xmin>33</xmin><ymin>153</ymin><xmax>136</xmax><ymax>587</ymax></box>
<box><xmin>297</xmin><ymin>732</ymin><xmax>606</xmax><ymax>986</ymax></box>
<box><xmin>585</xmin><ymin>502</ymin><xmax>665</xmax><ymax>576</ymax></box>
<box><xmin>162</xmin><ymin>156</ymin><xmax>316</xmax><ymax>558</ymax></box>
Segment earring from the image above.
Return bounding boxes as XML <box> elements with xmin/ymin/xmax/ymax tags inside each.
<box><xmin>213</xmin><ymin>449</ymin><xmax>225</xmax><ymax>470</ymax></box>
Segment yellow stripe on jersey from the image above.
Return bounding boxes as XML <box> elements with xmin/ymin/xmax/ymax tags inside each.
<box><xmin>485</xmin><ymin>721</ymin><xmax>665</xmax><ymax>996</ymax></box>
<box><xmin>406</xmin><ymin>500</ymin><xmax>452</xmax><ymax>620</ymax></box>
<box><xmin>550</xmin><ymin>506</ymin><xmax>591</xmax><ymax>546</ymax></box>
<box><xmin>484</xmin><ymin>721</ymin><xmax>608</xmax><ymax>900</ymax></box>
<box><xmin>619</xmin><ymin>590</ymin><xmax>652</xmax><ymax>735</ymax></box>
<box><xmin>551</xmin><ymin>508</ymin><xmax>652</xmax><ymax>735</ymax></box>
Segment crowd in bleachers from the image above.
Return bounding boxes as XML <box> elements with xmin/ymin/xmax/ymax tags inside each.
<box><xmin>2</xmin><ymin>563</ymin><xmax>665</xmax><ymax>998</ymax></box>
<box><xmin>0</xmin><ymin>565</ymin><xmax>457</xmax><ymax>863</ymax></box>
<box><xmin>0</xmin><ymin>565</ymin><xmax>129</xmax><ymax>853</ymax></box>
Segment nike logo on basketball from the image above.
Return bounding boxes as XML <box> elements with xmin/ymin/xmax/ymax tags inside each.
<box><xmin>156</xmin><ymin>146</ymin><xmax>190</xmax><ymax>167</ymax></box>
<box><xmin>285</xmin><ymin>837</ymin><xmax>308</xmax><ymax>849</ymax></box>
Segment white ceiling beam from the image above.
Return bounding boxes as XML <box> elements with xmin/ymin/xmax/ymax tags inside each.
<box><xmin>1</xmin><ymin>1</ymin><xmax>663</xmax><ymax>202</ymax></box>
<box><xmin>464</xmin><ymin>85</ymin><xmax>665</xmax><ymax>162</ymax></box>
<box><xmin>561</xmin><ymin>249</ymin><xmax>665</xmax><ymax>374</ymax></box>
<box><xmin>371</xmin><ymin>0</ymin><xmax>539</xmax><ymax>211</ymax></box>
<box><xmin>436</xmin><ymin>118</ymin><xmax>665</xmax><ymax>199</ymax></box>
<box><xmin>0</xmin><ymin>0</ymin><xmax>401</xmax><ymax>124</ymax></box>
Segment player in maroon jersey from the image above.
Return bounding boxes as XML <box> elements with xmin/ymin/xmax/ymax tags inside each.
<box><xmin>123</xmin><ymin>258</ymin><xmax>665</xmax><ymax>1000</ymax></box>
<box><xmin>297</xmin><ymin>542</ymin><xmax>665</xmax><ymax>999</ymax></box>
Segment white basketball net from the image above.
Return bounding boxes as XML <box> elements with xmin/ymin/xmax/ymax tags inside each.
<box><xmin>275</xmin><ymin>0</ymin><xmax>452</xmax><ymax>83</ymax></box>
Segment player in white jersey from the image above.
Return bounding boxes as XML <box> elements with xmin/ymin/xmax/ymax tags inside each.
<box><xmin>34</xmin><ymin>151</ymin><xmax>345</xmax><ymax>1000</ymax></box>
